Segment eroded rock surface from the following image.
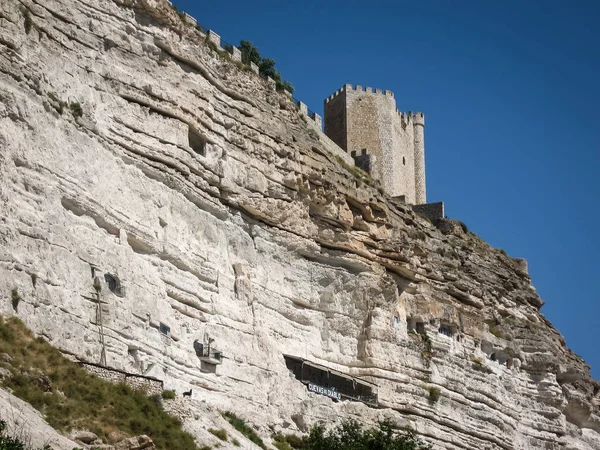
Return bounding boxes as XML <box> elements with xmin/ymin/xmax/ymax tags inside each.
<box><xmin>0</xmin><ymin>0</ymin><xmax>599</xmax><ymax>448</ymax></box>
<box><xmin>0</xmin><ymin>388</ymin><xmax>80</xmax><ymax>450</ymax></box>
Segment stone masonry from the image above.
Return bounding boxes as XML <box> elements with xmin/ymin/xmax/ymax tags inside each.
<box><xmin>79</xmin><ymin>362</ymin><xmax>163</xmax><ymax>396</ymax></box>
<box><xmin>324</xmin><ymin>85</ymin><xmax>426</xmax><ymax>205</ymax></box>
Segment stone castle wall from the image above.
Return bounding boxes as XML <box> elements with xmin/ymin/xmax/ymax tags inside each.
<box><xmin>391</xmin><ymin>109</ymin><xmax>416</xmax><ymax>204</ymax></box>
<box><xmin>323</xmin><ymin>89</ymin><xmax>347</xmax><ymax>151</ymax></box>
<box><xmin>412</xmin><ymin>113</ymin><xmax>426</xmax><ymax>204</ymax></box>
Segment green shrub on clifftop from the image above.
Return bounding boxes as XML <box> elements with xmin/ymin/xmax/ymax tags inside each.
<box><xmin>238</xmin><ymin>41</ymin><xmax>294</xmax><ymax>93</ymax></box>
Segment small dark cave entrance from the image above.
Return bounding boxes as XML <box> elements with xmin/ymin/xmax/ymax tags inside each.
<box><xmin>188</xmin><ymin>127</ymin><xmax>206</xmax><ymax>156</ymax></box>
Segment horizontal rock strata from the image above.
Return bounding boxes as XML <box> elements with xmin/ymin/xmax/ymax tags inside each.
<box><xmin>0</xmin><ymin>0</ymin><xmax>598</xmax><ymax>448</ymax></box>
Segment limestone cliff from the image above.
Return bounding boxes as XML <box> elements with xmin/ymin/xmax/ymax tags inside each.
<box><xmin>0</xmin><ymin>0</ymin><xmax>598</xmax><ymax>449</ymax></box>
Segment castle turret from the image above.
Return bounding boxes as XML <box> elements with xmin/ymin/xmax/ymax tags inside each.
<box><xmin>412</xmin><ymin>113</ymin><xmax>426</xmax><ymax>204</ymax></box>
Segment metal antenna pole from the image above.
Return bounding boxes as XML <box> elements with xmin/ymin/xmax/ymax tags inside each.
<box><xmin>94</xmin><ymin>278</ymin><xmax>107</xmax><ymax>367</ymax></box>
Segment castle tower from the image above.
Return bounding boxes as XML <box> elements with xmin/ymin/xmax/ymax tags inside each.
<box><xmin>412</xmin><ymin>113</ymin><xmax>426</xmax><ymax>204</ymax></box>
<box><xmin>323</xmin><ymin>85</ymin><xmax>426</xmax><ymax>205</ymax></box>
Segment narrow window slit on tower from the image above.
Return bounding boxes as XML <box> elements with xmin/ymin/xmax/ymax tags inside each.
<box><xmin>403</xmin><ymin>156</ymin><xmax>406</xmax><ymax>165</ymax></box>
<box><xmin>188</xmin><ymin>127</ymin><xmax>206</xmax><ymax>156</ymax></box>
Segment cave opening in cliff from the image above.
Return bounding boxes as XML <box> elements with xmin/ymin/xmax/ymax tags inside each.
<box><xmin>188</xmin><ymin>127</ymin><xmax>206</xmax><ymax>156</ymax></box>
<box><xmin>408</xmin><ymin>318</ymin><xmax>426</xmax><ymax>335</ymax></box>
<box><xmin>283</xmin><ymin>355</ymin><xmax>378</xmax><ymax>407</ymax></box>
<box><xmin>104</xmin><ymin>273</ymin><xmax>125</xmax><ymax>297</ymax></box>
<box><xmin>159</xmin><ymin>322</ymin><xmax>170</xmax><ymax>337</ymax></box>
<box><xmin>438</xmin><ymin>324</ymin><xmax>455</xmax><ymax>337</ymax></box>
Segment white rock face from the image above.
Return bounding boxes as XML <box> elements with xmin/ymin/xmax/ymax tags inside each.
<box><xmin>0</xmin><ymin>0</ymin><xmax>599</xmax><ymax>449</ymax></box>
<box><xmin>0</xmin><ymin>389</ymin><xmax>80</xmax><ymax>449</ymax></box>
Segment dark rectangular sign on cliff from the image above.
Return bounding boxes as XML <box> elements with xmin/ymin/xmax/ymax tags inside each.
<box><xmin>283</xmin><ymin>354</ymin><xmax>378</xmax><ymax>407</ymax></box>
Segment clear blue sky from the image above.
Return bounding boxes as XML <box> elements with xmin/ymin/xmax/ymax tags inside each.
<box><xmin>172</xmin><ymin>0</ymin><xmax>600</xmax><ymax>378</ymax></box>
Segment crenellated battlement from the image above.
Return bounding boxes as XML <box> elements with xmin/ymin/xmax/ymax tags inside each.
<box><xmin>411</xmin><ymin>112</ymin><xmax>425</xmax><ymax>126</ymax></box>
<box><xmin>325</xmin><ymin>84</ymin><xmax>395</xmax><ymax>103</ymax></box>
<box><xmin>397</xmin><ymin>110</ymin><xmax>425</xmax><ymax>127</ymax></box>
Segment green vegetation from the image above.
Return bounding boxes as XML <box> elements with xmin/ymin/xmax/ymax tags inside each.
<box><xmin>69</xmin><ymin>102</ymin><xmax>83</xmax><ymax>119</ymax></box>
<box><xmin>456</xmin><ymin>220</ymin><xmax>468</xmax><ymax>233</ymax></box>
<box><xmin>161</xmin><ymin>389</ymin><xmax>176</xmax><ymax>400</ymax></box>
<box><xmin>304</xmin><ymin>419</ymin><xmax>431</xmax><ymax>450</ymax></box>
<box><xmin>468</xmin><ymin>355</ymin><xmax>493</xmax><ymax>373</ymax></box>
<box><xmin>208</xmin><ymin>429</ymin><xmax>227</xmax><ymax>442</ymax></box>
<box><xmin>168</xmin><ymin>5</ymin><xmax>293</xmax><ymax>92</ymax></box>
<box><xmin>272</xmin><ymin>432</ymin><xmax>306</xmax><ymax>449</ymax></box>
<box><xmin>206</xmin><ymin>38</ymin><xmax>232</xmax><ymax>60</ymax></box>
<box><xmin>273</xmin><ymin>440</ymin><xmax>292</xmax><ymax>450</ymax></box>
<box><xmin>334</xmin><ymin>155</ymin><xmax>375</xmax><ymax>188</ymax></box>
<box><xmin>169</xmin><ymin>3</ymin><xmax>187</xmax><ymax>22</ymax></box>
<box><xmin>46</xmin><ymin>92</ymin><xmax>67</xmax><ymax>115</ymax></box>
<box><xmin>222</xmin><ymin>411</ymin><xmax>266</xmax><ymax>449</ymax></box>
<box><xmin>238</xmin><ymin>41</ymin><xmax>294</xmax><ymax>93</ymax></box>
<box><xmin>272</xmin><ymin>431</ymin><xmax>307</xmax><ymax>450</ymax></box>
<box><xmin>270</xmin><ymin>421</ymin><xmax>431</xmax><ymax>450</ymax></box>
<box><xmin>231</xmin><ymin>438</ymin><xmax>240</xmax><ymax>447</ymax></box>
<box><xmin>46</xmin><ymin>93</ymin><xmax>82</xmax><ymax>119</ymax></box>
<box><xmin>0</xmin><ymin>420</ymin><xmax>49</xmax><ymax>450</ymax></box>
<box><xmin>10</xmin><ymin>289</ymin><xmax>20</xmax><ymax>312</ymax></box>
<box><xmin>427</xmin><ymin>386</ymin><xmax>441</xmax><ymax>403</ymax></box>
<box><xmin>332</xmin><ymin>155</ymin><xmax>384</xmax><ymax>194</ymax></box>
<box><xmin>0</xmin><ymin>316</ymin><xmax>200</xmax><ymax>450</ymax></box>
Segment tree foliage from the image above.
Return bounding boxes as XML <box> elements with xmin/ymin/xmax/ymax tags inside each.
<box><xmin>239</xmin><ymin>40</ymin><xmax>261</xmax><ymax>66</ymax></box>
<box><xmin>238</xmin><ymin>40</ymin><xmax>294</xmax><ymax>93</ymax></box>
<box><xmin>304</xmin><ymin>419</ymin><xmax>432</xmax><ymax>450</ymax></box>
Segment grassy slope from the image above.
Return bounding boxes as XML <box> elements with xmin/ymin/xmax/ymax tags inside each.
<box><xmin>0</xmin><ymin>316</ymin><xmax>200</xmax><ymax>450</ymax></box>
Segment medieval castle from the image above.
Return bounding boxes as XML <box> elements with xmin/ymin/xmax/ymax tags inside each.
<box><xmin>323</xmin><ymin>84</ymin><xmax>426</xmax><ymax>206</ymax></box>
